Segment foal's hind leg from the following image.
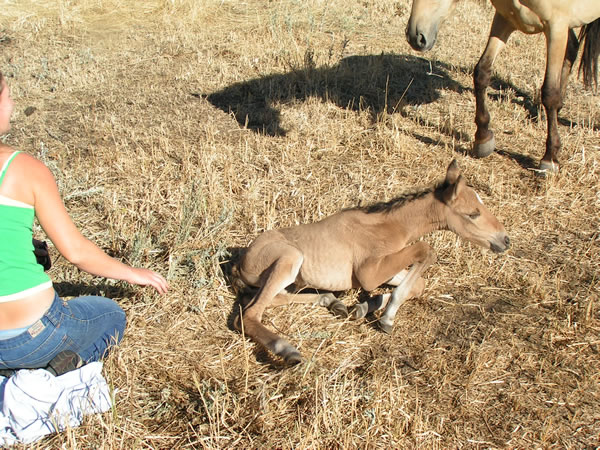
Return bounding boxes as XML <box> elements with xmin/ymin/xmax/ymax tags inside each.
<box><xmin>271</xmin><ymin>292</ymin><xmax>348</xmax><ymax>318</ymax></box>
<box><xmin>237</xmin><ymin>245</ymin><xmax>306</xmax><ymax>364</ymax></box>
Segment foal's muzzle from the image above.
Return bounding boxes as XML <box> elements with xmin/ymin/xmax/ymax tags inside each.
<box><xmin>490</xmin><ymin>235</ymin><xmax>511</xmax><ymax>253</ymax></box>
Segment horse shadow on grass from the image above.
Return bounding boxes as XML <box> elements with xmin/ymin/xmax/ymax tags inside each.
<box><xmin>205</xmin><ymin>52</ymin><xmax>597</xmax><ymax>171</ymax></box>
<box><xmin>205</xmin><ymin>53</ymin><xmax>467</xmax><ymax>136</ymax></box>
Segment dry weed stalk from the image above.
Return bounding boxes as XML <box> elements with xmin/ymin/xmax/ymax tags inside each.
<box><xmin>0</xmin><ymin>0</ymin><xmax>598</xmax><ymax>447</ymax></box>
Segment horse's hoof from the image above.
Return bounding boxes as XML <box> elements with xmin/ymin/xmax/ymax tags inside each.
<box><xmin>351</xmin><ymin>302</ymin><xmax>369</xmax><ymax>319</ymax></box>
<box><xmin>538</xmin><ymin>160</ymin><xmax>559</xmax><ymax>174</ymax></box>
<box><xmin>284</xmin><ymin>351</ymin><xmax>304</xmax><ymax>365</ymax></box>
<box><xmin>472</xmin><ymin>134</ymin><xmax>496</xmax><ymax>158</ymax></box>
<box><xmin>378</xmin><ymin>320</ymin><xmax>393</xmax><ymax>334</ymax></box>
<box><xmin>329</xmin><ymin>300</ymin><xmax>349</xmax><ymax>318</ymax></box>
<box><xmin>318</xmin><ymin>293</ymin><xmax>336</xmax><ymax>307</ymax></box>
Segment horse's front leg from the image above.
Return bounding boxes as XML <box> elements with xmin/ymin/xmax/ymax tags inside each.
<box><xmin>353</xmin><ymin>241</ymin><xmax>435</xmax><ymax>333</ymax></box>
<box><xmin>352</xmin><ymin>270</ymin><xmax>425</xmax><ymax>321</ymax></box>
<box><xmin>539</xmin><ymin>24</ymin><xmax>570</xmax><ymax>173</ymax></box>
<box><xmin>377</xmin><ymin>259</ymin><xmax>432</xmax><ymax>334</ymax></box>
<box><xmin>472</xmin><ymin>12</ymin><xmax>515</xmax><ymax>158</ymax></box>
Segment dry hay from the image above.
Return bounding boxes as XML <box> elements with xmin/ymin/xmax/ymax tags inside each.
<box><xmin>0</xmin><ymin>0</ymin><xmax>598</xmax><ymax>448</ymax></box>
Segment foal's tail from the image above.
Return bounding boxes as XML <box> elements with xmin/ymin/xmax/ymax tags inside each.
<box><xmin>230</xmin><ymin>264</ymin><xmax>258</xmax><ymax>306</ymax></box>
<box><xmin>231</xmin><ymin>264</ymin><xmax>250</xmax><ymax>294</ymax></box>
<box><xmin>578</xmin><ymin>18</ymin><xmax>600</xmax><ymax>88</ymax></box>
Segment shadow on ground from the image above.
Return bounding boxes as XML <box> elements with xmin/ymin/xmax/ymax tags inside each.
<box><xmin>53</xmin><ymin>281</ymin><xmax>137</xmax><ymax>299</ymax></box>
<box><xmin>204</xmin><ymin>52</ymin><xmax>597</xmax><ymax>171</ymax></box>
<box><xmin>204</xmin><ymin>53</ymin><xmax>467</xmax><ymax>136</ymax></box>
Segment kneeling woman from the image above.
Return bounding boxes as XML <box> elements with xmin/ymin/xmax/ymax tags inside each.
<box><xmin>0</xmin><ymin>71</ymin><xmax>168</xmax><ymax>374</ymax></box>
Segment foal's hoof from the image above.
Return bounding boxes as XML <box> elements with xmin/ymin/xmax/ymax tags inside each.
<box><xmin>377</xmin><ymin>320</ymin><xmax>393</xmax><ymax>335</ymax></box>
<box><xmin>329</xmin><ymin>300</ymin><xmax>349</xmax><ymax>318</ymax></box>
<box><xmin>283</xmin><ymin>350</ymin><xmax>304</xmax><ymax>365</ymax></box>
<box><xmin>472</xmin><ymin>134</ymin><xmax>496</xmax><ymax>158</ymax></box>
<box><xmin>350</xmin><ymin>302</ymin><xmax>369</xmax><ymax>319</ymax></box>
<box><xmin>538</xmin><ymin>160</ymin><xmax>559</xmax><ymax>175</ymax></box>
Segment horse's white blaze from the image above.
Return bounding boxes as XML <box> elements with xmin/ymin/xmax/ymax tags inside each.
<box><xmin>475</xmin><ymin>192</ymin><xmax>483</xmax><ymax>205</ymax></box>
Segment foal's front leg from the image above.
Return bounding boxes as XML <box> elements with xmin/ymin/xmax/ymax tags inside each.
<box><xmin>352</xmin><ymin>271</ymin><xmax>425</xmax><ymax>319</ymax></box>
<box><xmin>353</xmin><ymin>241</ymin><xmax>435</xmax><ymax>333</ymax></box>
<box><xmin>378</xmin><ymin>264</ymin><xmax>430</xmax><ymax>334</ymax></box>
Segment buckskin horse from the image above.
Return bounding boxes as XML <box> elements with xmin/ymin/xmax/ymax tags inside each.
<box><xmin>406</xmin><ymin>0</ymin><xmax>600</xmax><ymax>173</ymax></box>
<box><xmin>233</xmin><ymin>160</ymin><xmax>510</xmax><ymax>364</ymax></box>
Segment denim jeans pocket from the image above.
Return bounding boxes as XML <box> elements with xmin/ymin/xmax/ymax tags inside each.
<box><xmin>0</xmin><ymin>320</ymin><xmax>75</xmax><ymax>369</ymax></box>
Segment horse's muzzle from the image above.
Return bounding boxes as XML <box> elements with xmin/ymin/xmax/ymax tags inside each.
<box><xmin>406</xmin><ymin>25</ymin><xmax>436</xmax><ymax>52</ymax></box>
<box><xmin>490</xmin><ymin>235</ymin><xmax>511</xmax><ymax>253</ymax></box>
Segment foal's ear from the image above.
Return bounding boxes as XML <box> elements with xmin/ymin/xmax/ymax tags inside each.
<box><xmin>445</xmin><ymin>159</ymin><xmax>461</xmax><ymax>184</ymax></box>
<box><xmin>442</xmin><ymin>174</ymin><xmax>466</xmax><ymax>204</ymax></box>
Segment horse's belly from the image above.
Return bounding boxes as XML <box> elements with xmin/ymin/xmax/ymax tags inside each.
<box><xmin>570</xmin><ymin>0</ymin><xmax>600</xmax><ymax>27</ymax></box>
<box><xmin>297</xmin><ymin>259</ymin><xmax>354</xmax><ymax>291</ymax></box>
<box><xmin>492</xmin><ymin>0</ymin><xmax>544</xmax><ymax>34</ymax></box>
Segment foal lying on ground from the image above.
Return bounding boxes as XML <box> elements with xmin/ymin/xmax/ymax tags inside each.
<box><xmin>234</xmin><ymin>160</ymin><xmax>510</xmax><ymax>364</ymax></box>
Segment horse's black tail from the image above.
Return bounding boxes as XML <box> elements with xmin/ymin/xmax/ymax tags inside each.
<box><xmin>578</xmin><ymin>18</ymin><xmax>600</xmax><ymax>88</ymax></box>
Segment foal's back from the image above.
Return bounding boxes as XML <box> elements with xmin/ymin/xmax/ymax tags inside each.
<box><xmin>241</xmin><ymin>208</ymin><xmax>383</xmax><ymax>291</ymax></box>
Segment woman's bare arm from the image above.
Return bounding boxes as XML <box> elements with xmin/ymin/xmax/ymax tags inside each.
<box><xmin>22</xmin><ymin>154</ymin><xmax>168</xmax><ymax>294</ymax></box>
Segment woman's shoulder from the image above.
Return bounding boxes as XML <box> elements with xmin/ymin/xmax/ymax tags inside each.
<box><xmin>0</xmin><ymin>147</ymin><xmax>53</xmax><ymax>179</ymax></box>
<box><xmin>0</xmin><ymin>143</ymin><xmax>15</xmax><ymax>162</ymax></box>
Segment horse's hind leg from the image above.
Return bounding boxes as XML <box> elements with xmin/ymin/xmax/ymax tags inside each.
<box><xmin>539</xmin><ymin>23</ymin><xmax>571</xmax><ymax>172</ymax></box>
<box><xmin>560</xmin><ymin>29</ymin><xmax>580</xmax><ymax>99</ymax></box>
<box><xmin>237</xmin><ymin>245</ymin><xmax>305</xmax><ymax>364</ymax></box>
<box><xmin>472</xmin><ymin>12</ymin><xmax>515</xmax><ymax>158</ymax></box>
<box><xmin>271</xmin><ymin>292</ymin><xmax>348</xmax><ymax>318</ymax></box>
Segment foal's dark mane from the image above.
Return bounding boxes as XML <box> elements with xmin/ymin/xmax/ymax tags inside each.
<box><xmin>354</xmin><ymin>181</ymin><xmax>448</xmax><ymax>214</ymax></box>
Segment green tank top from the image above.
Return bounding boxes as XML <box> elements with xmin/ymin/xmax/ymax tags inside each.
<box><xmin>0</xmin><ymin>151</ymin><xmax>52</xmax><ymax>301</ymax></box>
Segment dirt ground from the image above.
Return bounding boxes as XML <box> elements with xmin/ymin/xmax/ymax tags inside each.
<box><xmin>1</xmin><ymin>0</ymin><xmax>598</xmax><ymax>448</ymax></box>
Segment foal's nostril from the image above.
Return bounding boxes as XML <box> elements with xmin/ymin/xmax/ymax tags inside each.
<box><xmin>504</xmin><ymin>236</ymin><xmax>511</xmax><ymax>248</ymax></box>
<box><xmin>417</xmin><ymin>33</ymin><xmax>427</xmax><ymax>49</ymax></box>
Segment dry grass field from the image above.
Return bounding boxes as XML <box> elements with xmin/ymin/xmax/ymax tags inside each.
<box><xmin>1</xmin><ymin>0</ymin><xmax>599</xmax><ymax>447</ymax></box>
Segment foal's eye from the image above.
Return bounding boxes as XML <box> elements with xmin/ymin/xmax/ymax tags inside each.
<box><xmin>467</xmin><ymin>211</ymin><xmax>480</xmax><ymax>220</ymax></box>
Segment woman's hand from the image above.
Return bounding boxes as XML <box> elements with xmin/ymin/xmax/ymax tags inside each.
<box><xmin>126</xmin><ymin>268</ymin><xmax>169</xmax><ymax>294</ymax></box>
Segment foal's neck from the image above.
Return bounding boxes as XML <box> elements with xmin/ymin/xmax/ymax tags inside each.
<box><xmin>383</xmin><ymin>191</ymin><xmax>447</xmax><ymax>243</ymax></box>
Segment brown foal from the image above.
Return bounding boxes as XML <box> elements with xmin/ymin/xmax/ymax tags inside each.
<box><xmin>234</xmin><ymin>160</ymin><xmax>510</xmax><ymax>364</ymax></box>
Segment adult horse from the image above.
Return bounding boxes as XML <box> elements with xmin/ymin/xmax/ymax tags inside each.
<box><xmin>406</xmin><ymin>0</ymin><xmax>600</xmax><ymax>173</ymax></box>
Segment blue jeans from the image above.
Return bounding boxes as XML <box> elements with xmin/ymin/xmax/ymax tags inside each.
<box><xmin>0</xmin><ymin>292</ymin><xmax>126</xmax><ymax>370</ymax></box>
